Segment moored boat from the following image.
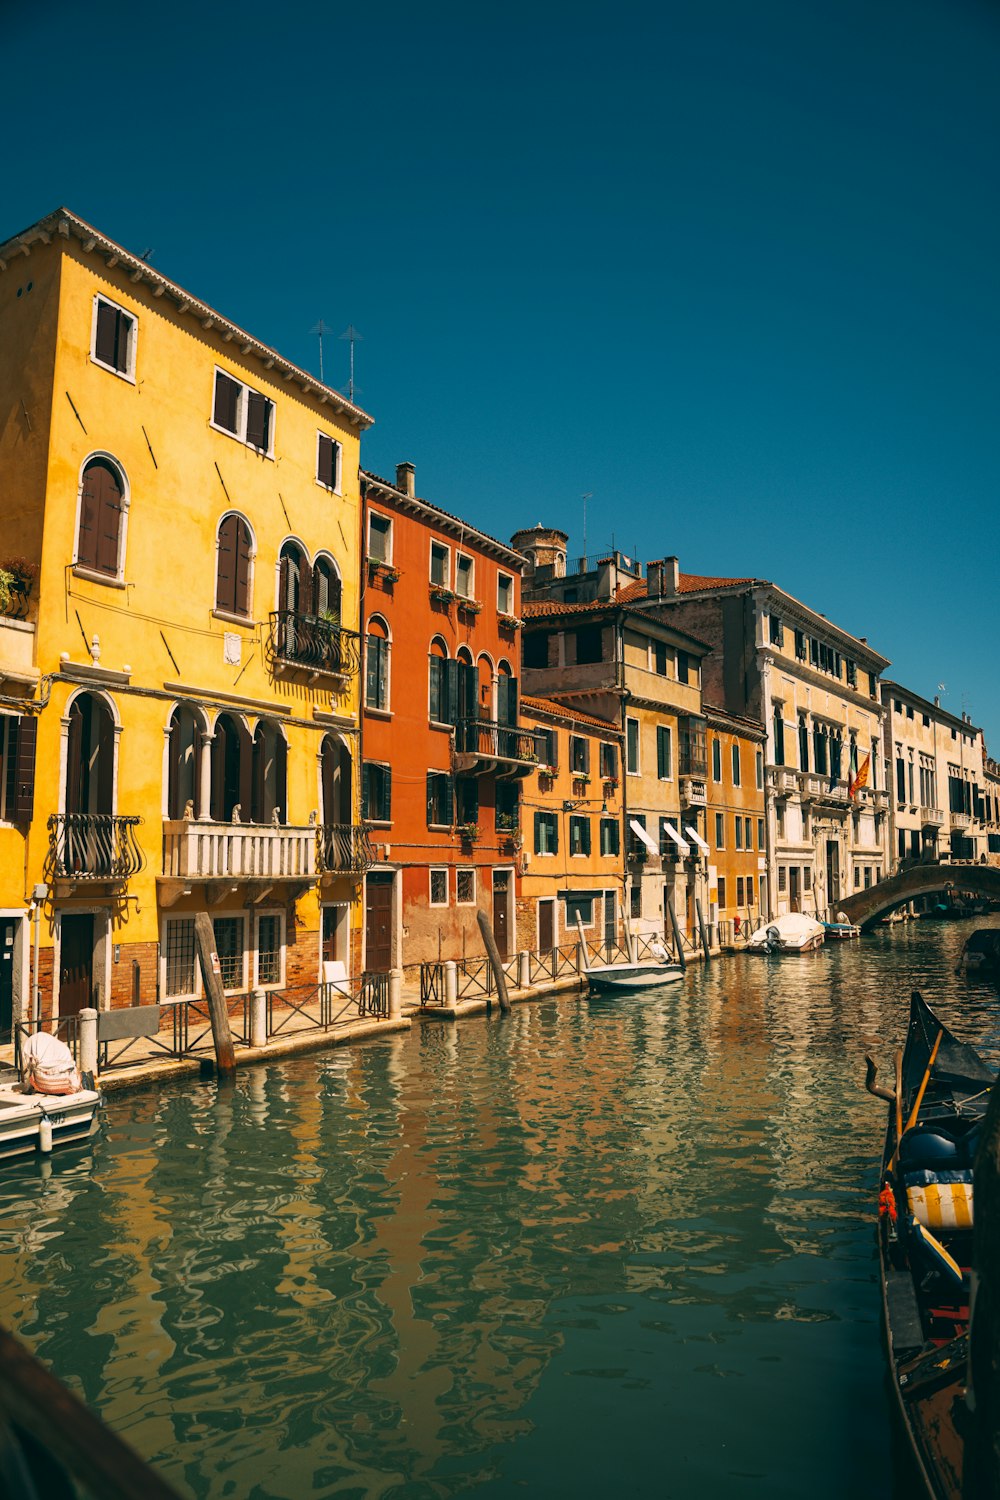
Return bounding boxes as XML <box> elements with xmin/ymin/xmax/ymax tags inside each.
<box><xmin>867</xmin><ymin>990</ymin><xmax>995</xmax><ymax>1499</ymax></box>
<box><xmin>586</xmin><ymin>960</ymin><xmax>684</xmax><ymax>995</ymax></box>
<box><xmin>745</xmin><ymin>912</ymin><xmax>825</xmax><ymax>953</ymax></box>
<box><xmin>955</xmin><ymin>928</ymin><xmax>1000</xmax><ymax>979</ymax></box>
<box><xmin>0</xmin><ymin>1084</ymin><xmax>100</xmax><ymax>1160</ymax></box>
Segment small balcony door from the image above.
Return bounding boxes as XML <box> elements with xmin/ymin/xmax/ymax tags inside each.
<box><xmin>492</xmin><ymin>870</ymin><xmax>511</xmax><ymax>959</ymax></box>
<box><xmin>365</xmin><ymin>873</ymin><xmax>394</xmax><ymax>973</ymax></box>
<box><xmin>59</xmin><ymin>914</ymin><xmax>94</xmax><ymax>1018</ymax></box>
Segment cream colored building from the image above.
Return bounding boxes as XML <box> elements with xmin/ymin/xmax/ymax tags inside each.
<box><xmin>881</xmin><ymin>683</ymin><xmax>990</xmax><ymax>865</ymax></box>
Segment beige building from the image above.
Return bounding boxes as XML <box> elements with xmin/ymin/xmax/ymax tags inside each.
<box><xmin>882</xmin><ymin>683</ymin><xmax>990</xmax><ymax>865</ymax></box>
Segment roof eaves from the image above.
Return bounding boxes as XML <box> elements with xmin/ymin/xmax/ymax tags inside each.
<box><xmin>361</xmin><ymin>470</ymin><xmax>527</xmax><ymax>568</ymax></box>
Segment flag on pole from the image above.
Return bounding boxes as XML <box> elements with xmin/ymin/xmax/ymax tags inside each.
<box><xmin>849</xmin><ymin>751</ymin><xmax>871</xmax><ymax>799</ymax></box>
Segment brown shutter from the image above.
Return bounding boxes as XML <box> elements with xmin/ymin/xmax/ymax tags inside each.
<box><xmin>95</xmin><ymin>301</ymin><xmax>118</xmax><ymax>367</ymax></box>
<box><xmin>234</xmin><ymin>519</ymin><xmax>251</xmax><ymax>616</ymax></box>
<box><xmin>246</xmin><ymin>391</ymin><xmax>270</xmax><ymax>451</ymax></box>
<box><xmin>317</xmin><ymin>435</ymin><xmax>334</xmax><ymax>488</ymax></box>
<box><xmin>12</xmin><ymin>716</ymin><xmax>36</xmax><ymax>823</ymax></box>
<box><xmin>217</xmin><ymin>515</ymin><xmax>249</xmax><ymax>614</ymax></box>
<box><xmin>77</xmin><ymin>464</ymin><xmax>101</xmax><ymax>569</ymax></box>
<box><xmin>66</xmin><ymin>700</ymin><xmax>84</xmax><ymax>814</ymax></box>
<box><xmin>214</xmin><ymin>372</ymin><xmax>240</xmax><ymax>432</ymax></box>
<box><xmin>94</xmin><ymin>463</ymin><xmax>123</xmax><ymax>575</ymax></box>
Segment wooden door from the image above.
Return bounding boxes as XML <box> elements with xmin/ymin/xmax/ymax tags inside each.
<box><xmin>538</xmin><ymin>899</ymin><xmax>554</xmax><ymax>954</ymax></box>
<box><xmin>604</xmin><ymin>890</ymin><xmax>616</xmax><ymax>957</ymax></box>
<box><xmin>365</xmin><ymin>875</ymin><xmax>393</xmax><ymax>973</ymax></box>
<box><xmin>789</xmin><ymin>867</ymin><xmax>800</xmax><ymax>913</ymax></box>
<box><xmin>825</xmin><ymin>840</ymin><xmax>840</xmax><ymax>908</ymax></box>
<box><xmin>0</xmin><ymin>919</ymin><xmax>14</xmax><ymax>1042</ymax></box>
<box><xmin>59</xmin><ymin>914</ymin><xmax>94</xmax><ymax>1018</ymax></box>
<box><xmin>492</xmin><ymin>872</ymin><xmax>511</xmax><ymax>959</ymax></box>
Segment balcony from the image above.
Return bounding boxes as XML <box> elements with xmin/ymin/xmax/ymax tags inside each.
<box><xmin>161</xmin><ymin>820</ymin><xmax>316</xmax><ymax>902</ymax></box>
<box><xmin>46</xmin><ymin>814</ymin><xmax>145</xmax><ymax>885</ymax></box>
<box><xmin>950</xmin><ymin>809</ymin><xmax>972</xmax><ymax>831</ymax></box>
<box><xmin>318</xmin><ymin>823</ymin><xmax>374</xmax><ymax>875</ymax></box>
<box><xmin>767</xmin><ymin>767</ymin><xmax>798</xmax><ymax>797</ymax></box>
<box><xmin>266</xmin><ymin>612</ymin><xmax>361</xmax><ymax>681</ymax></box>
<box><xmin>800</xmin><ymin>773</ymin><xmax>849</xmax><ymax>807</ymax></box>
<box><xmin>920</xmin><ymin>806</ymin><xmax>945</xmax><ymax>828</ymax></box>
<box><xmin>454</xmin><ymin>719</ymin><xmax>541</xmax><ymax>779</ymax></box>
<box><xmin>679</xmin><ymin>775</ymin><xmax>707</xmax><ymax>808</ymax></box>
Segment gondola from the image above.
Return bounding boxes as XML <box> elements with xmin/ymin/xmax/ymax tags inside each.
<box><xmin>867</xmin><ymin>991</ymin><xmax>995</xmax><ymax>1499</ymax></box>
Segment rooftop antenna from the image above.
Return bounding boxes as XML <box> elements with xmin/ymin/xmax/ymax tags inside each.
<box><xmin>581</xmin><ymin>493</ymin><xmax>592</xmax><ymax>565</ymax></box>
<box><xmin>339</xmin><ymin>324</ymin><xmax>363</xmax><ymax>402</ymax></box>
<box><xmin>139</xmin><ymin>248</ymin><xmax>154</xmax><ymax>262</ymax></box>
<box><xmin>311</xmin><ymin>320</ymin><xmax>333</xmax><ymax>383</ymax></box>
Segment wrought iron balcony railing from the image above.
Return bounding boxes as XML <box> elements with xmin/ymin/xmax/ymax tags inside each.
<box><xmin>47</xmin><ymin>813</ymin><xmax>145</xmax><ymax>883</ymax></box>
<box><xmin>454</xmin><ymin>719</ymin><xmax>540</xmax><ymax>769</ymax></box>
<box><xmin>318</xmin><ymin>823</ymin><xmax>375</xmax><ymax>874</ymax></box>
<box><xmin>267</xmin><ymin>612</ymin><xmax>361</xmax><ymax>679</ymax></box>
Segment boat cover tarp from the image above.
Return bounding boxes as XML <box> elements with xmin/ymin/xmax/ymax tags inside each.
<box><xmin>22</xmin><ymin>1031</ymin><xmax>82</xmax><ymax>1095</ymax></box>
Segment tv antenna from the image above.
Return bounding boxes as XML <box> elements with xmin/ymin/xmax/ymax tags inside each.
<box><xmin>581</xmin><ymin>493</ymin><xmax>593</xmax><ymax>564</ymax></box>
<box><xmin>339</xmin><ymin>324</ymin><xmax>363</xmax><ymax>402</ymax></box>
<box><xmin>310</xmin><ymin>320</ymin><xmax>333</xmax><ymax>383</ymax></box>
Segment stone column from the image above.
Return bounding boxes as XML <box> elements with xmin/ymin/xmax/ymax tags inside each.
<box><xmin>250</xmin><ymin>988</ymin><xmax>267</xmax><ymax>1049</ymax></box>
<box><xmin>79</xmin><ymin>1007</ymin><xmax>98</xmax><ymax>1080</ymax></box>
<box><xmin>388</xmin><ymin>969</ymin><xmax>403</xmax><ymax>1020</ymax></box>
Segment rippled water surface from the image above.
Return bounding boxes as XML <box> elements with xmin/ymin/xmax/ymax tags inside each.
<box><xmin>1</xmin><ymin>918</ymin><xmax>998</xmax><ymax>1499</ymax></box>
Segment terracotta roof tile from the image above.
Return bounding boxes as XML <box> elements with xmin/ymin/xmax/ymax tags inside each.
<box><xmin>521</xmin><ymin>695</ymin><xmax>622</xmax><ymax>733</ymax></box>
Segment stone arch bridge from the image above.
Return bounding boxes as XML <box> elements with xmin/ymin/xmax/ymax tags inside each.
<box><xmin>837</xmin><ymin>862</ymin><xmax>1000</xmax><ymax>932</ymax></box>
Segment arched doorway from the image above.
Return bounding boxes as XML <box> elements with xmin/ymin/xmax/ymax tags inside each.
<box><xmin>61</xmin><ymin>692</ymin><xmax>116</xmax><ymax>877</ymax></box>
<box><xmin>167</xmin><ymin>704</ymin><xmax>206</xmax><ymax>819</ymax></box>
<box><xmin>210</xmin><ymin>713</ymin><xmax>252</xmax><ymax>822</ymax></box>
<box><xmin>320</xmin><ymin>734</ymin><xmax>355</xmax><ymax>869</ymax></box>
<box><xmin>251</xmin><ymin>720</ymin><xmax>287</xmax><ymax>825</ymax></box>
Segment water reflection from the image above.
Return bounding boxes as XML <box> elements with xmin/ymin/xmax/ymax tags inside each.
<box><xmin>0</xmin><ymin>918</ymin><xmax>995</xmax><ymax>1498</ymax></box>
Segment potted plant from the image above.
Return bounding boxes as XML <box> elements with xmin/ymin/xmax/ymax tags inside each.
<box><xmin>498</xmin><ymin>612</ymin><xmax>523</xmax><ymax>630</ymax></box>
<box><xmin>0</xmin><ymin>556</ymin><xmax>37</xmax><ymax>619</ymax></box>
<box><xmin>458</xmin><ymin>822</ymin><xmax>480</xmax><ymax>844</ymax></box>
<box><xmin>457</xmin><ymin>597</ymin><xmax>482</xmax><ymax>615</ymax></box>
<box><xmin>430</xmin><ymin>585</ymin><xmax>455</xmax><ymax>604</ymax></box>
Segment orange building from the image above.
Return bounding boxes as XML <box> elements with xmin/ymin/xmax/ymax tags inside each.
<box><xmin>517</xmin><ymin>697</ymin><xmax>624</xmax><ymax>954</ymax></box>
<box><xmin>704</xmin><ymin>704</ymin><xmax>767</xmax><ymax>940</ymax></box>
<box><xmin>360</xmin><ymin>465</ymin><xmax>538</xmax><ymax>975</ymax></box>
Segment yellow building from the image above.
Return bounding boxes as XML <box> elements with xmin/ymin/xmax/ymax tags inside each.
<box><xmin>0</xmin><ymin>208</ymin><xmax>373</xmax><ymax>1036</ymax></box>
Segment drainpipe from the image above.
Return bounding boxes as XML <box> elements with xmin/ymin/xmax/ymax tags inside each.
<box><xmin>30</xmin><ymin>884</ymin><xmax>46</xmax><ymax>1027</ymax></box>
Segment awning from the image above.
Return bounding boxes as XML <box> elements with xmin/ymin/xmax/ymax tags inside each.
<box><xmin>629</xmin><ymin>818</ymin><xmax>664</xmax><ymax>857</ymax></box>
<box><xmin>656</xmin><ymin>819</ymin><xmax>690</xmax><ymax>856</ymax></box>
<box><xmin>684</xmin><ymin>825</ymin><xmax>710</xmax><ymax>854</ymax></box>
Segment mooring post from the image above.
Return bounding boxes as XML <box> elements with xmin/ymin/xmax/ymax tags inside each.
<box><xmin>695</xmin><ymin>899</ymin><xmax>712</xmax><ymax>962</ymax></box>
<box><xmin>476</xmin><ymin>910</ymin><xmax>510</xmax><ymax>1014</ymax></box>
<box><xmin>388</xmin><ymin>969</ymin><xmax>403</xmax><ymax>1020</ymax></box>
<box><xmin>518</xmin><ymin>951</ymin><xmax>530</xmax><ymax>990</ymax></box>
<box><xmin>444</xmin><ymin>960</ymin><xmax>458</xmax><ymax>1008</ymax></box>
<box><xmin>193</xmin><ymin>911</ymin><xmax>236</xmax><ymax>1079</ymax></box>
<box><xmin>250</xmin><ymin>988</ymin><xmax>267</xmax><ymax>1049</ymax></box>
<box><xmin>79</xmin><ymin>1007</ymin><xmax>98</xmax><ymax>1080</ymax></box>
<box><xmin>665</xmin><ymin>895</ymin><xmax>687</xmax><ymax>973</ymax></box>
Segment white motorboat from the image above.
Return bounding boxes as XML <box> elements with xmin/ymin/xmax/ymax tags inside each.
<box><xmin>586</xmin><ymin>960</ymin><xmax>684</xmax><ymax>995</ymax></box>
<box><xmin>0</xmin><ymin>1083</ymin><xmax>100</xmax><ymax>1160</ymax></box>
<box><xmin>745</xmin><ymin>912</ymin><xmax>825</xmax><ymax>954</ymax></box>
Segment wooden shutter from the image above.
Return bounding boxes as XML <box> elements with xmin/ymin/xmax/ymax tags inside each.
<box><xmin>234</xmin><ymin>519</ymin><xmax>251</xmax><ymax>616</ymax></box>
<box><xmin>217</xmin><ymin>515</ymin><xmax>236</xmax><ymax>612</ymax></box>
<box><xmin>93</xmin><ymin>463</ymin><xmax>123</xmax><ymax>576</ymax></box>
<box><xmin>214</xmin><ymin>372</ymin><xmax>240</xmax><ymax>432</ymax></box>
<box><xmin>317</xmin><ymin>435</ymin><xmax>336</xmax><ymax>489</ymax></box>
<box><xmin>444</xmin><ymin>775</ymin><xmax>455</xmax><ymax>825</ymax></box>
<box><xmin>246</xmin><ymin>390</ymin><xmax>271</xmax><ymax>451</ymax></box>
<box><xmin>444</xmin><ymin>660</ymin><xmax>460</xmax><ymax>727</ymax></box>
<box><xmin>361</xmin><ymin>763</ymin><xmax>371</xmax><ymax>821</ymax></box>
<box><xmin>12</xmin><ymin>715</ymin><xmax>36</xmax><ymax>823</ymax></box>
<box><xmin>274</xmin><ymin>731</ymin><xmax>287</xmax><ymax>823</ymax></box>
<box><xmin>428</xmin><ymin>656</ymin><xmax>441</xmax><ymax>722</ymax></box>
<box><xmin>94</xmin><ymin>301</ymin><xmax>118</xmax><ymax>367</ymax></box>
<box><xmin>534</xmin><ymin>811</ymin><xmax>542</xmax><ymax>853</ymax></box>
<box><xmin>66</xmin><ymin>700</ymin><xmax>84</xmax><ymax>814</ymax></box>
<box><xmin>77</xmin><ymin>463</ymin><xmax>103</xmax><ymax>569</ymax></box>
<box><xmin>582</xmin><ymin>818</ymin><xmax>591</xmax><ymax>856</ymax></box>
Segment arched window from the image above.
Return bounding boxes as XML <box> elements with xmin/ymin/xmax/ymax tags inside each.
<box><xmin>210</xmin><ymin>713</ymin><xmax>252</xmax><ymax>822</ymax></box>
<box><xmin>477</xmin><ymin>653</ymin><xmax>494</xmax><ymax>718</ymax></box>
<box><xmin>65</xmin><ymin>693</ymin><xmax>115</xmax><ymax>815</ymax></box>
<box><xmin>77</xmin><ymin>457</ymin><xmax>126</xmax><ymax>577</ymax></box>
<box><xmin>366</xmin><ymin>616</ymin><xmax>390</xmax><ymax>711</ymax></box>
<box><xmin>497</xmin><ymin>659</ymin><xmax>517</xmax><ymax>726</ymax></box>
<box><xmin>278</xmin><ymin>540</ymin><xmax>309</xmax><ymax>615</ymax></box>
<box><xmin>251</xmin><ymin>720</ymin><xmax>287</xmax><ymax>825</ymax></box>
<box><xmin>312</xmin><ymin>555</ymin><xmax>341</xmax><ymax>624</ymax></box>
<box><xmin>428</xmin><ymin>636</ymin><xmax>448</xmax><ymax>723</ymax></box>
<box><xmin>167</xmin><ymin>703</ymin><xmax>207</xmax><ymax>820</ymax></box>
<box><xmin>216</xmin><ymin>514</ymin><xmax>253</xmax><ymax>618</ymax></box>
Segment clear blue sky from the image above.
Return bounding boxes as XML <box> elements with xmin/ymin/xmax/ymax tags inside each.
<box><xmin>8</xmin><ymin>0</ymin><xmax>999</xmax><ymax>744</ymax></box>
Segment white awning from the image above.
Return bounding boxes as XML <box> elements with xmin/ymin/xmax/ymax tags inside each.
<box><xmin>684</xmin><ymin>824</ymin><xmax>710</xmax><ymax>854</ymax></box>
<box><xmin>629</xmin><ymin>818</ymin><xmax>664</xmax><ymax>857</ymax></box>
<box><xmin>656</xmin><ymin>819</ymin><xmax>690</xmax><ymax>855</ymax></box>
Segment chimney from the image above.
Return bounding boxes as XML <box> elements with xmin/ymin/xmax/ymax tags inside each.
<box><xmin>596</xmin><ymin>555</ymin><xmax>618</xmax><ymax>600</ymax></box>
<box><xmin>934</xmin><ymin>695</ymin><xmax>940</xmax><ymax>707</ymax></box>
<box><xmin>647</xmin><ymin>560</ymin><xmax>664</xmax><ymax>598</ymax></box>
<box><xmin>663</xmin><ymin>556</ymin><xmax>679</xmax><ymax>597</ymax></box>
<box><xmin>396</xmin><ymin>461</ymin><xmax>415</xmax><ymax>497</ymax></box>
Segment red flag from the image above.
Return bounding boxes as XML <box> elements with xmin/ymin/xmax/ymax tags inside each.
<box><xmin>849</xmin><ymin>751</ymin><xmax>871</xmax><ymax>799</ymax></box>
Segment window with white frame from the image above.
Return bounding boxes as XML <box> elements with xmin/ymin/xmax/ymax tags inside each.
<box><xmin>316</xmin><ymin>433</ymin><xmax>342</xmax><ymax>492</ymax></box>
<box><xmin>497</xmin><ymin>572</ymin><xmax>514</xmax><ymax>614</ymax></box>
<box><xmin>368</xmin><ymin>511</ymin><xmax>392</xmax><ymax>563</ymax></box>
<box><xmin>212</xmin><ymin>369</ymin><xmax>274</xmax><ymax>454</ymax></box>
<box><xmin>430</xmin><ymin>541</ymin><xmax>450</xmax><ymax>587</ymax></box>
<box><xmin>164</xmin><ymin>918</ymin><xmax>198</xmax><ymax>998</ymax></box>
<box><xmin>213</xmin><ymin>916</ymin><xmax>246</xmax><ymax>991</ymax></box>
<box><xmin>715</xmin><ymin>812</ymin><xmax>725</xmax><ymax>848</ymax></box>
<box><xmin>456</xmin><ymin>868</ymin><xmax>476</xmax><ymax>904</ymax></box>
<box><xmin>455</xmin><ymin>553</ymin><xmax>473</xmax><ymax>599</ymax></box>
<box><xmin>626</xmin><ymin>717</ymin><xmax>640</xmax><ymax>774</ymax></box>
<box><xmin>91</xmin><ymin>296</ymin><xmax>137</xmax><ymax>381</ymax></box>
<box><xmin>255</xmin><ymin>911</ymin><xmax>284</xmax><ymax>987</ymax></box>
<box><xmin>430</xmin><ymin>868</ymin><xmax>449</xmax><ymax>906</ymax></box>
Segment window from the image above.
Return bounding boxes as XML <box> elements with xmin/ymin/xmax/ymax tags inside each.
<box><xmin>456</xmin><ymin>868</ymin><xmax>476</xmax><ymax>904</ymax></box>
<box><xmin>600</xmin><ymin>817</ymin><xmax>620</xmax><ymax>856</ymax></box>
<box><xmin>798</xmin><ymin>714</ymin><xmax>810</xmax><ymax>772</ymax></box>
<box><xmin>630</xmin><ymin>883</ymin><xmax>641</xmax><ymax>919</ymax></box>
<box><xmin>362</xmin><ymin>762</ymin><xmax>391</xmax><ymax>822</ymax></box>
<box><xmin>458</xmin><ymin>778</ymin><xmax>479</xmax><ymax>825</ymax></box>
<box><xmin>769</xmin><ymin>614</ymin><xmax>783</xmax><ymax>646</ymax></box>
<box><xmin>736</xmin><ymin>876</ymin><xmax>745</xmax><ymax>906</ymax></box>
<box><xmin>0</xmin><ymin>713</ymin><xmax>36</xmax><ymax>824</ymax></box>
<box><xmin>731</xmin><ymin>744</ymin><xmax>741</xmax><ymax>785</ymax></box>
<box><xmin>773</xmin><ymin>705</ymin><xmax>785</xmax><ymax>766</ymax></box>
<box><xmin>775</xmin><ymin>803</ymin><xmax>785</xmax><ymax>837</ymax></box>
<box><xmin>599</xmin><ymin>742</ymin><xmax>618</xmax><ymax>780</ymax></box>
<box><xmin>715</xmin><ymin>812</ymin><xmax>725</xmax><ymax>848</ymax></box>
<box><xmin>758</xmin><ymin>818</ymin><xmax>765</xmax><ymax>849</ymax></box>
<box><xmin>756</xmin><ymin>750</ymin><xmax>763</xmax><ymax>789</ymax></box>
<box><xmin>497</xmin><ymin>572</ymin><xmax>514</xmax><ymax>614</ymax></box>
<box><xmin>628</xmin><ymin>814</ymin><xmax>648</xmax><ymax>859</ymax></box>
<box><xmin>538</xmin><ymin>727</ymin><xmax>559</xmax><ymax>770</ymax></box>
<box><xmin>653</xmin><ymin>640</ymin><xmax>668</xmax><ymax>676</ymax></box>
<box><xmin>428</xmin><ymin>650</ymin><xmax>477</xmax><ymax>727</ymax></box>
<box><xmin>92</xmin><ymin>296</ymin><xmax>136</xmax><ymax>379</ymax></box>
<box><xmin>496</xmin><ymin>784</ymin><xmax>519</xmax><ymax>832</ymax></box>
<box><xmin>215</xmin><ymin>513</ymin><xmax>253</xmax><ymax>617</ymax></box>
<box><xmin>626</xmin><ymin>718</ymin><xmax>639</xmax><ymax>774</ymax></box>
<box><xmin>430</xmin><ymin>868</ymin><xmax>448</xmax><ymax>906</ymax></box>
<box><xmin>794</xmin><ymin>629</ymin><xmax>806</xmax><ymax>662</ymax></box>
<box><xmin>656</xmin><ymin>725</ymin><xmax>672</xmax><ymax>780</ymax></box>
<box><xmin>846</xmin><ymin>659</ymin><xmax>857</xmax><ymax>689</ymax></box>
<box><xmin>746</xmin><ymin>876</ymin><xmax>754</xmax><ymax>905</ymax></box>
<box><xmin>255</xmin><ymin>912</ymin><xmax>284</xmax><ymax>987</ymax></box>
<box><xmin>745</xmin><ymin>816</ymin><xmax>753</xmax><ymax>847</ymax></box>
<box><xmin>712</xmin><ymin>739</ymin><xmax>722</xmax><ymax>782</ymax></box>
<box><xmin>455</xmin><ymin>554</ymin><xmax>473</xmax><ymax>599</ymax></box>
<box><xmin>430</xmin><ymin>542</ymin><xmax>450</xmax><ymax>587</ymax></box>
<box><xmin>365</xmin><ymin>618</ymin><xmax>390</xmax><ymax>711</ymax></box>
<box><xmin>804</xmin><ymin>868</ymin><xmax>812</xmax><ymax>891</ymax></box>
<box><xmin>659</xmin><ymin>817</ymin><xmax>681</xmax><ymax>855</ymax></box>
<box><xmin>427</xmin><ymin>771</ymin><xmax>454</xmax><ymax>827</ymax></box>
<box><xmin>77</xmin><ymin>457</ymin><xmax>127</xmax><ymax>578</ymax></box>
<box><xmin>212</xmin><ymin>916</ymin><xmax>245</xmax><ymax>992</ymax></box>
<box><xmin>676</xmin><ymin>650</ymin><xmax>690</xmax><ymax>684</ymax></box>
<box><xmin>523</xmin><ymin>632</ymin><xmax>548</xmax><ymax>669</ymax></box>
<box><xmin>575</xmin><ymin>625</ymin><xmax>604</xmax><ymax>664</ymax></box>
<box><xmin>212</xmin><ymin>369</ymin><xmax>274</xmax><ymax>454</ymax></box>
<box><xmin>570</xmin><ymin>736</ymin><xmax>590</xmax><ymax>776</ymax></box>
<box><xmin>778</xmin><ymin>866</ymin><xmax>787</xmax><ymax>893</ymax></box>
<box><xmin>717</xmin><ymin>876</ymin><xmax>727</xmax><ymax>910</ymax></box>
<box><xmin>565</xmin><ymin>894</ymin><xmax>594</xmax><ymax>927</ymax></box>
<box><xmin>535</xmin><ymin>811</ymin><xmax>558</xmax><ymax>854</ymax></box>
<box><xmin>164</xmin><ymin>918</ymin><xmax>197</xmax><ymax>999</ymax></box>
<box><xmin>569</xmin><ymin>815</ymin><xmax>591</xmax><ymax>856</ymax></box>
<box><xmin>368</xmin><ymin>511</ymin><xmax>392</xmax><ymax>563</ymax></box>
<box><xmin>735</xmin><ymin>817</ymin><xmax>743</xmax><ymax>850</ymax></box>
<box><xmin>316</xmin><ymin>433</ymin><xmax>341</xmax><ymax>492</ymax></box>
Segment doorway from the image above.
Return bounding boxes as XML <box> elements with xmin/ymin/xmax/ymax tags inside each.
<box><xmin>538</xmin><ymin>898</ymin><xmax>555</xmax><ymax>954</ymax></box>
<box><xmin>826</xmin><ymin>839</ymin><xmax>840</xmax><ymax>909</ymax></box>
<box><xmin>492</xmin><ymin>870</ymin><xmax>511</xmax><ymax>959</ymax></box>
<box><xmin>365</xmin><ymin>874</ymin><xmax>393</xmax><ymax>973</ymax></box>
<box><xmin>604</xmin><ymin>889</ymin><xmax>616</xmax><ymax>957</ymax></box>
<box><xmin>0</xmin><ymin>919</ymin><xmax>15</xmax><ymax>1043</ymax></box>
<box><xmin>59</xmin><ymin>914</ymin><xmax>95</xmax><ymax>1018</ymax></box>
<box><xmin>789</xmin><ymin>867</ymin><xmax>801</xmax><ymax>914</ymax></box>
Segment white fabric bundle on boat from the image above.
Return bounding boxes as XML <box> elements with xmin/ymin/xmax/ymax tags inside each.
<box><xmin>22</xmin><ymin>1031</ymin><xmax>81</xmax><ymax>1095</ymax></box>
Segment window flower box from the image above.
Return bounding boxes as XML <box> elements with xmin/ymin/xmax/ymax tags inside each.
<box><xmin>498</xmin><ymin>612</ymin><xmax>523</xmax><ymax>630</ymax></box>
<box><xmin>457</xmin><ymin>598</ymin><xmax>482</xmax><ymax>615</ymax></box>
<box><xmin>368</xmin><ymin>558</ymin><xmax>400</xmax><ymax>583</ymax></box>
<box><xmin>430</xmin><ymin>585</ymin><xmax>456</xmax><ymax>604</ymax></box>
<box><xmin>457</xmin><ymin>822</ymin><xmax>480</xmax><ymax>843</ymax></box>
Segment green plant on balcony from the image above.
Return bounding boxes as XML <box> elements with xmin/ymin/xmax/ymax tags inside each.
<box><xmin>0</xmin><ymin>556</ymin><xmax>38</xmax><ymax>619</ymax></box>
<box><xmin>457</xmin><ymin>822</ymin><xmax>480</xmax><ymax>844</ymax></box>
<box><xmin>457</xmin><ymin>597</ymin><xmax>482</xmax><ymax>615</ymax></box>
<box><xmin>430</xmin><ymin>585</ymin><xmax>456</xmax><ymax>604</ymax></box>
<box><xmin>497</xmin><ymin>612</ymin><xmax>523</xmax><ymax>630</ymax></box>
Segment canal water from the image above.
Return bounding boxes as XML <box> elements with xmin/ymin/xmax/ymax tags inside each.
<box><xmin>0</xmin><ymin>920</ymin><xmax>998</xmax><ymax>1499</ymax></box>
